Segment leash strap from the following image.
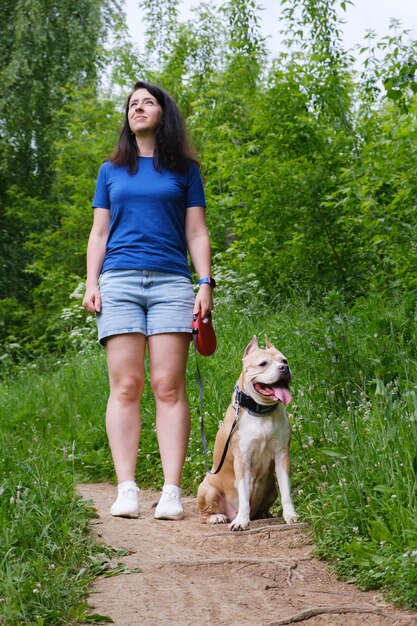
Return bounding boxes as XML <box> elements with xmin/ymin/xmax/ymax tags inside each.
<box><xmin>193</xmin><ymin>336</ymin><xmax>240</xmax><ymax>475</ymax></box>
<box><xmin>209</xmin><ymin>394</ymin><xmax>240</xmax><ymax>475</ymax></box>
<box><xmin>193</xmin><ymin>334</ymin><xmax>210</xmax><ymax>473</ymax></box>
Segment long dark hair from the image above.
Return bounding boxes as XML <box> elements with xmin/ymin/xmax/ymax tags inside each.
<box><xmin>109</xmin><ymin>81</ymin><xmax>197</xmax><ymax>174</ymax></box>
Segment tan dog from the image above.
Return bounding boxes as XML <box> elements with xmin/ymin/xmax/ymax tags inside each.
<box><xmin>197</xmin><ymin>336</ymin><xmax>298</xmax><ymax>531</ymax></box>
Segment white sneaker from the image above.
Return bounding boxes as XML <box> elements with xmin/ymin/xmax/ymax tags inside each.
<box><xmin>154</xmin><ymin>485</ymin><xmax>184</xmax><ymax>520</ymax></box>
<box><xmin>110</xmin><ymin>486</ymin><xmax>140</xmax><ymax>518</ymax></box>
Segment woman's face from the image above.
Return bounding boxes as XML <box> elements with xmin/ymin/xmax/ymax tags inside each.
<box><xmin>128</xmin><ymin>88</ymin><xmax>163</xmax><ymax>135</ymax></box>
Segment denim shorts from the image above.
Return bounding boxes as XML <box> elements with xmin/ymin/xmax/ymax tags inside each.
<box><xmin>96</xmin><ymin>269</ymin><xmax>195</xmax><ymax>344</ymax></box>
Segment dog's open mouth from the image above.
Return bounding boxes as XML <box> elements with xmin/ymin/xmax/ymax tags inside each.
<box><xmin>254</xmin><ymin>382</ymin><xmax>292</xmax><ymax>405</ymax></box>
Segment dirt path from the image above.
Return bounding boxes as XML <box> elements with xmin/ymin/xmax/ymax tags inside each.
<box><xmin>78</xmin><ymin>484</ymin><xmax>417</xmax><ymax>626</ymax></box>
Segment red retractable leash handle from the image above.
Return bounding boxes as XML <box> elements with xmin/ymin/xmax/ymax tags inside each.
<box><xmin>191</xmin><ymin>311</ymin><xmax>217</xmax><ymax>356</ymax></box>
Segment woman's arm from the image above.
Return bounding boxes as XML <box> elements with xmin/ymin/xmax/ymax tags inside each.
<box><xmin>82</xmin><ymin>208</ymin><xmax>110</xmax><ymax>313</ymax></box>
<box><xmin>185</xmin><ymin>206</ymin><xmax>213</xmax><ymax>319</ymax></box>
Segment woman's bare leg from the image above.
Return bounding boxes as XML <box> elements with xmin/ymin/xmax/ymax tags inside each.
<box><xmin>148</xmin><ymin>333</ymin><xmax>191</xmax><ymax>486</ymax></box>
<box><xmin>105</xmin><ymin>333</ymin><xmax>146</xmax><ymax>483</ymax></box>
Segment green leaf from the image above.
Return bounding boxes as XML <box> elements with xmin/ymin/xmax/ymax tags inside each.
<box><xmin>386</xmin><ymin>89</ymin><xmax>403</xmax><ymax>101</ymax></box>
<box><xmin>85</xmin><ymin>615</ymin><xmax>114</xmax><ymax>624</ymax></box>
<box><xmin>319</xmin><ymin>448</ymin><xmax>348</xmax><ymax>458</ymax></box>
<box><xmin>368</xmin><ymin>519</ymin><xmax>392</xmax><ymax>543</ymax></box>
<box><xmin>369</xmin><ymin>520</ymin><xmax>392</xmax><ymax>543</ymax></box>
<box><xmin>101</xmin><ymin>562</ymin><xmax>131</xmax><ymax>578</ymax></box>
<box><xmin>345</xmin><ymin>539</ymin><xmax>374</xmax><ymax>566</ymax></box>
<box><xmin>412</xmin><ymin>454</ymin><xmax>417</xmax><ymax>476</ymax></box>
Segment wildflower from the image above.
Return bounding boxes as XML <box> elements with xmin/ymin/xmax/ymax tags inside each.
<box><xmin>352</xmin><ymin>526</ymin><xmax>359</xmax><ymax>534</ymax></box>
<box><xmin>338</xmin><ymin>478</ymin><xmax>347</xmax><ymax>488</ymax></box>
<box><xmin>403</xmin><ymin>550</ymin><xmax>417</xmax><ymax>558</ymax></box>
<box><xmin>321</xmin><ymin>465</ymin><xmax>327</xmax><ymax>473</ymax></box>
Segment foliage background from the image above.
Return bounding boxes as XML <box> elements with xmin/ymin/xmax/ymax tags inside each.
<box><xmin>1</xmin><ymin>0</ymin><xmax>417</xmax><ymax>622</ymax></box>
<box><xmin>2</xmin><ymin>0</ymin><xmax>417</xmax><ymax>359</ymax></box>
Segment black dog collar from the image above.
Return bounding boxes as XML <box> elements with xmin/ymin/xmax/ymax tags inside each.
<box><xmin>234</xmin><ymin>385</ymin><xmax>279</xmax><ymax>415</ymax></box>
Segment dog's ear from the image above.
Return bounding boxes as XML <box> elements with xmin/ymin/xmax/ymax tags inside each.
<box><xmin>244</xmin><ymin>336</ymin><xmax>259</xmax><ymax>356</ymax></box>
<box><xmin>265</xmin><ymin>336</ymin><xmax>275</xmax><ymax>350</ymax></box>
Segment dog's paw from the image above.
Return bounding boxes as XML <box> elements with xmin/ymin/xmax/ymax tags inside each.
<box><xmin>229</xmin><ymin>516</ymin><xmax>250</xmax><ymax>531</ymax></box>
<box><xmin>283</xmin><ymin>512</ymin><xmax>299</xmax><ymax>524</ymax></box>
<box><xmin>209</xmin><ymin>514</ymin><xmax>229</xmax><ymax>524</ymax></box>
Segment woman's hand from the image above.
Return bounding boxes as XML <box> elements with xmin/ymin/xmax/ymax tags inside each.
<box><xmin>82</xmin><ymin>284</ymin><xmax>102</xmax><ymax>313</ymax></box>
<box><xmin>194</xmin><ymin>283</ymin><xmax>213</xmax><ymax>320</ymax></box>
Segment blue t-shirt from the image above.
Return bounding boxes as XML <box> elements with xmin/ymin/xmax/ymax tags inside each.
<box><xmin>92</xmin><ymin>157</ymin><xmax>206</xmax><ymax>278</ymax></box>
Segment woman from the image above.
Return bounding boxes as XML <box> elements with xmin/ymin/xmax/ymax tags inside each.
<box><xmin>82</xmin><ymin>81</ymin><xmax>214</xmax><ymax>520</ymax></box>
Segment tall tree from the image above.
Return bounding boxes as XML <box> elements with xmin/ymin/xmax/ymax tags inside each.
<box><xmin>0</xmin><ymin>0</ymin><xmax>119</xmax><ymax>302</ymax></box>
<box><xmin>141</xmin><ymin>0</ymin><xmax>180</xmax><ymax>73</ymax></box>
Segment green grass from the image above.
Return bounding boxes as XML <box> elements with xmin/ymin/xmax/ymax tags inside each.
<box><xmin>1</xmin><ymin>290</ymin><xmax>417</xmax><ymax>622</ymax></box>
<box><xmin>0</xmin><ymin>353</ymin><xmax>118</xmax><ymax>624</ymax></box>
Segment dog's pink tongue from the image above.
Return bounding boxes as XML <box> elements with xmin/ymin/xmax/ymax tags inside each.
<box><xmin>273</xmin><ymin>385</ymin><xmax>292</xmax><ymax>405</ymax></box>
